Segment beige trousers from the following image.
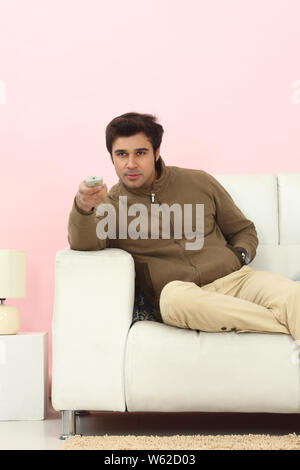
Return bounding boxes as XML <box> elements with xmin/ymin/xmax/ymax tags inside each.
<box><xmin>159</xmin><ymin>266</ymin><xmax>300</xmax><ymax>341</ymax></box>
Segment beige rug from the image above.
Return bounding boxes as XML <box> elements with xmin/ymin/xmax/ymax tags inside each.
<box><xmin>61</xmin><ymin>433</ymin><xmax>300</xmax><ymax>450</ymax></box>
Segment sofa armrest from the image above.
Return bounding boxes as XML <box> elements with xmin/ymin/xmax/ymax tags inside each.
<box><xmin>51</xmin><ymin>248</ymin><xmax>135</xmax><ymax>412</ymax></box>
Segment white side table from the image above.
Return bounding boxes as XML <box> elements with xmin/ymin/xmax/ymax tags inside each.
<box><xmin>0</xmin><ymin>332</ymin><xmax>48</xmax><ymax>420</ymax></box>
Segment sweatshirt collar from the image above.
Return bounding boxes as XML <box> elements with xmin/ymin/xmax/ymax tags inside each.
<box><xmin>118</xmin><ymin>156</ymin><xmax>169</xmax><ymax>197</ymax></box>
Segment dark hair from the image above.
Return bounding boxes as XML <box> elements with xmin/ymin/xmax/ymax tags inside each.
<box><xmin>105</xmin><ymin>112</ymin><xmax>164</xmax><ymax>162</ymax></box>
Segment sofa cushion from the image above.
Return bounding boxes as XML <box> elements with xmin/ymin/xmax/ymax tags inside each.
<box><xmin>125</xmin><ymin>321</ymin><xmax>299</xmax><ymax>413</ymax></box>
<box><xmin>249</xmin><ymin>244</ymin><xmax>300</xmax><ymax>280</ymax></box>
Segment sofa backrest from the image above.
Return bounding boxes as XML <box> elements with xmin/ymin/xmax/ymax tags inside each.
<box><xmin>213</xmin><ymin>174</ymin><xmax>279</xmax><ymax>245</ymax></box>
<box><xmin>213</xmin><ymin>173</ymin><xmax>300</xmax><ymax>280</ymax></box>
<box><xmin>278</xmin><ymin>173</ymin><xmax>300</xmax><ymax>245</ymax></box>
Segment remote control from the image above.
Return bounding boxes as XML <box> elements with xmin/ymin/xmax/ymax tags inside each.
<box><xmin>85</xmin><ymin>176</ymin><xmax>103</xmax><ymax>187</ymax></box>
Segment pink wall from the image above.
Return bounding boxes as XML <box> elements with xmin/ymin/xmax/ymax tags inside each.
<box><xmin>1</xmin><ymin>0</ymin><xmax>300</xmax><ymax>383</ymax></box>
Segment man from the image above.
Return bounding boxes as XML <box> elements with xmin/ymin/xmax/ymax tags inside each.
<box><xmin>68</xmin><ymin>112</ymin><xmax>300</xmax><ymax>340</ymax></box>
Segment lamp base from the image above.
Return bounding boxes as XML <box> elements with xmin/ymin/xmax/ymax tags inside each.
<box><xmin>0</xmin><ymin>304</ymin><xmax>21</xmax><ymax>334</ymax></box>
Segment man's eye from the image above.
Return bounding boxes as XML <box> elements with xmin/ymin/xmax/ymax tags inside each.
<box><xmin>118</xmin><ymin>152</ymin><xmax>145</xmax><ymax>156</ymax></box>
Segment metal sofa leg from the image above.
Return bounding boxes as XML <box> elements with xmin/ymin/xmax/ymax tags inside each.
<box><xmin>60</xmin><ymin>410</ymin><xmax>76</xmax><ymax>440</ymax></box>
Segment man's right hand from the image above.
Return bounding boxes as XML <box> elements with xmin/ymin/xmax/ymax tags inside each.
<box><xmin>75</xmin><ymin>181</ymin><xmax>108</xmax><ymax>213</ymax></box>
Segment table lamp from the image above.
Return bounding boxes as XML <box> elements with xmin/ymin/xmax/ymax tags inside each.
<box><xmin>0</xmin><ymin>250</ymin><xmax>26</xmax><ymax>334</ymax></box>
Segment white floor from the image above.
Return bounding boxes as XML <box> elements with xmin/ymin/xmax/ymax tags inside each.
<box><xmin>0</xmin><ymin>403</ymin><xmax>62</xmax><ymax>450</ymax></box>
<box><xmin>1</xmin><ymin>400</ymin><xmax>300</xmax><ymax>450</ymax></box>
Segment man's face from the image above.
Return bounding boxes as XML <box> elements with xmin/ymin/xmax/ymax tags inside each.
<box><xmin>111</xmin><ymin>132</ymin><xmax>160</xmax><ymax>189</ymax></box>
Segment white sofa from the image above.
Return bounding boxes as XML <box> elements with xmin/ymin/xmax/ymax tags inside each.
<box><xmin>51</xmin><ymin>172</ymin><xmax>300</xmax><ymax>439</ymax></box>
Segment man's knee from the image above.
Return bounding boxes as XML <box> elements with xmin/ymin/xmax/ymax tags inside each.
<box><xmin>159</xmin><ymin>280</ymin><xmax>188</xmax><ymax>322</ymax></box>
<box><xmin>160</xmin><ymin>280</ymin><xmax>183</xmax><ymax>308</ymax></box>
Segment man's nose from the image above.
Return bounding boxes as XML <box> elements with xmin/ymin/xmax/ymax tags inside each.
<box><xmin>127</xmin><ymin>154</ymin><xmax>138</xmax><ymax>168</ymax></box>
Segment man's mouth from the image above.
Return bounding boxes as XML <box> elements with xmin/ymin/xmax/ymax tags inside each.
<box><xmin>126</xmin><ymin>174</ymin><xmax>141</xmax><ymax>180</ymax></box>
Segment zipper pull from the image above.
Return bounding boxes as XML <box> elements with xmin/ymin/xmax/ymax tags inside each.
<box><xmin>150</xmin><ymin>192</ymin><xmax>155</xmax><ymax>203</ymax></box>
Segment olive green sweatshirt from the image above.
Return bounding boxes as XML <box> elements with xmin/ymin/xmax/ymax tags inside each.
<box><xmin>68</xmin><ymin>156</ymin><xmax>258</xmax><ymax>313</ymax></box>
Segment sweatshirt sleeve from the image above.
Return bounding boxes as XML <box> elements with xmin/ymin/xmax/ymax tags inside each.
<box><xmin>208</xmin><ymin>174</ymin><xmax>259</xmax><ymax>262</ymax></box>
<box><xmin>67</xmin><ymin>197</ymin><xmax>109</xmax><ymax>251</ymax></box>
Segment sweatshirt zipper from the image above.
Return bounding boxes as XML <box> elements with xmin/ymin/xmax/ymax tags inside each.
<box><xmin>150</xmin><ymin>191</ymin><xmax>201</xmax><ymax>285</ymax></box>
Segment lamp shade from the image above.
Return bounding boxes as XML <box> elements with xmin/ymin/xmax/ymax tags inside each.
<box><xmin>0</xmin><ymin>250</ymin><xmax>26</xmax><ymax>298</ymax></box>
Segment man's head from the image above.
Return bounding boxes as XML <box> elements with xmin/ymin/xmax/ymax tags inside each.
<box><xmin>106</xmin><ymin>112</ymin><xmax>164</xmax><ymax>189</ymax></box>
